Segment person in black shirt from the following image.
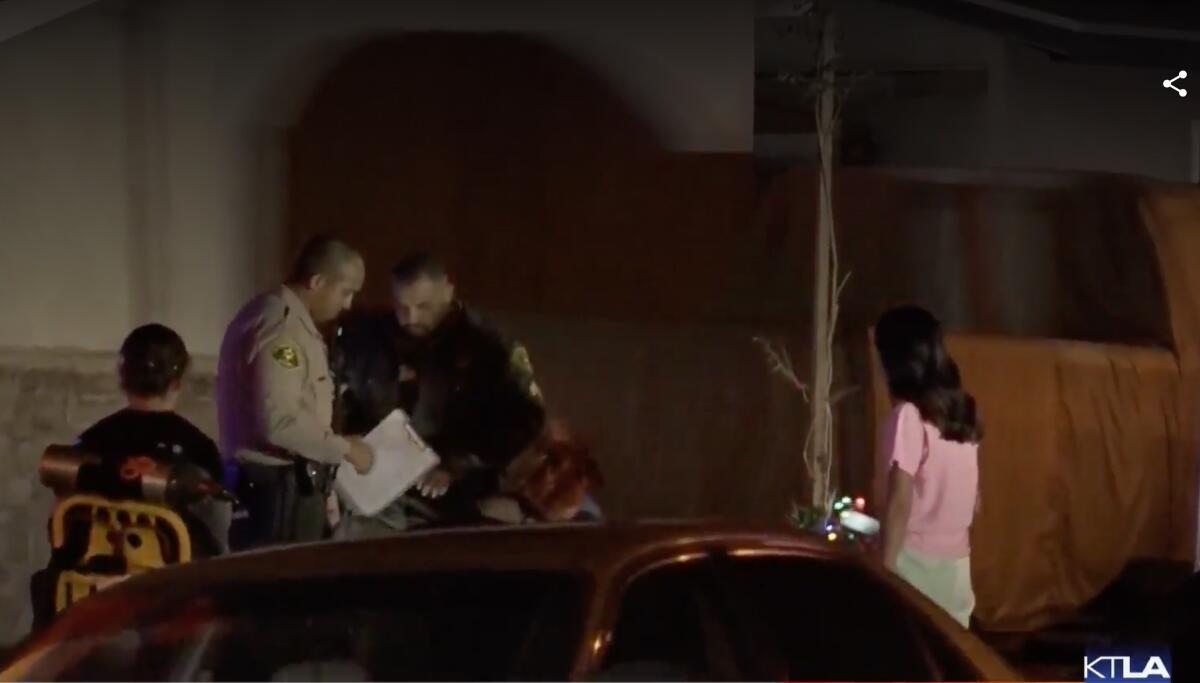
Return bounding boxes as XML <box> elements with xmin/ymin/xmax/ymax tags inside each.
<box><xmin>75</xmin><ymin>323</ymin><xmax>230</xmax><ymax>553</ymax></box>
<box><xmin>332</xmin><ymin>254</ymin><xmax>546</xmax><ymax>536</ymax></box>
<box><xmin>75</xmin><ymin>413</ymin><xmax>228</xmax><ymax>555</ymax></box>
<box><xmin>30</xmin><ymin>324</ymin><xmax>229</xmax><ymax>630</ymax></box>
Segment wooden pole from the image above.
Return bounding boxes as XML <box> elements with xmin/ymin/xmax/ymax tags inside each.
<box><xmin>809</xmin><ymin>2</ymin><xmax>836</xmax><ymax>511</ymax></box>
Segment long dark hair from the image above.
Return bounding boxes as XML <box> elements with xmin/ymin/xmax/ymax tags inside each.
<box><xmin>874</xmin><ymin>306</ymin><xmax>983</xmax><ymax>444</ymax></box>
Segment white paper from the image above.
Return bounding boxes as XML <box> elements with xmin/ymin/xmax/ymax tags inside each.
<box><xmin>334</xmin><ymin>409</ymin><xmax>440</xmax><ymax>517</ymax></box>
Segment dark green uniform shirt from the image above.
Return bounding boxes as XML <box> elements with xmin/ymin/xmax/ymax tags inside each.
<box><xmin>332</xmin><ymin>303</ymin><xmax>545</xmax><ymax>523</ymax></box>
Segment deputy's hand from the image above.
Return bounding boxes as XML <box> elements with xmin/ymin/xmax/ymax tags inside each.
<box><xmin>418</xmin><ymin>468</ymin><xmax>452</xmax><ymax>498</ymax></box>
<box><xmin>325</xmin><ymin>490</ymin><xmax>342</xmax><ymax>528</ymax></box>
<box><xmin>345</xmin><ymin>437</ymin><xmax>374</xmax><ymax>475</ymax></box>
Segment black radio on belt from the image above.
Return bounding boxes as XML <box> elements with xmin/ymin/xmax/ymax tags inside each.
<box><xmin>293</xmin><ymin>459</ymin><xmax>336</xmax><ymax>496</ymax></box>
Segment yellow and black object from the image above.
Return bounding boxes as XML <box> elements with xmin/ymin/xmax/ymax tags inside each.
<box><xmin>37</xmin><ymin>445</ymin><xmax>235</xmax><ymax>615</ymax></box>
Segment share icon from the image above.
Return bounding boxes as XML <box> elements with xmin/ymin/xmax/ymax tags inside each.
<box><xmin>1164</xmin><ymin>70</ymin><xmax>1187</xmax><ymax>97</ymax></box>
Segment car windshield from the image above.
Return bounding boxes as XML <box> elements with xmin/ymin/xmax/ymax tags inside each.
<box><xmin>18</xmin><ymin>570</ymin><xmax>587</xmax><ymax>682</ymax></box>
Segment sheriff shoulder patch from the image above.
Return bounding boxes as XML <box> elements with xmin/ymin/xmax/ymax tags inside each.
<box><xmin>272</xmin><ymin>345</ymin><xmax>300</xmax><ymax>369</ymax></box>
<box><xmin>510</xmin><ymin>344</ymin><xmax>534</xmax><ymax>377</ymax></box>
<box><xmin>509</xmin><ymin>344</ymin><xmax>543</xmax><ymax>402</ymax></box>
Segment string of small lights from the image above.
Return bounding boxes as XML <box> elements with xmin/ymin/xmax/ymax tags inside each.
<box><xmin>788</xmin><ymin>495</ymin><xmax>880</xmax><ymax>544</ymax></box>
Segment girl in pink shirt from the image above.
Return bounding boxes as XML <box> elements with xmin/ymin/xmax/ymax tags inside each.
<box><xmin>875</xmin><ymin>306</ymin><xmax>983</xmax><ymax>627</ymax></box>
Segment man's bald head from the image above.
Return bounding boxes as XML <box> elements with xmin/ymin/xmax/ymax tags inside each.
<box><xmin>289</xmin><ymin>235</ymin><xmax>362</xmax><ymax>285</ymax></box>
<box><xmin>288</xmin><ymin>235</ymin><xmax>365</xmax><ymax>324</ymax></box>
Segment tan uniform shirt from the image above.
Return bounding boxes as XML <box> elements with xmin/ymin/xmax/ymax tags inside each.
<box><xmin>216</xmin><ymin>286</ymin><xmax>349</xmax><ymax>467</ymax></box>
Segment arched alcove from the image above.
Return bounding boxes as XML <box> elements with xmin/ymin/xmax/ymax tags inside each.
<box><xmin>285</xmin><ymin>32</ymin><xmax>754</xmax><ymax>321</ymax></box>
<box><xmin>280</xmin><ymin>32</ymin><xmax>798</xmax><ymax>527</ymax></box>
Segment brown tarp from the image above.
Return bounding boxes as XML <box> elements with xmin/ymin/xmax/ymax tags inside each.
<box><xmin>747</xmin><ymin>168</ymin><xmax>1178</xmax><ymax>347</ymax></box>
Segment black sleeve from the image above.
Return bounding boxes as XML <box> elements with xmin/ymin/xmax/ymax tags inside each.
<box><xmin>73</xmin><ymin>425</ymin><xmax>109</xmax><ymax>494</ymax></box>
<box><xmin>190</xmin><ymin>432</ymin><xmax>224</xmax><ymax>483</ymax></box>
<box><xmin>331</xmin><ymin>317</ymin><xmax>391</xmax><ymax>435</ymax></box>
<box><xmin>329</xmin><ymin>324</ymin><xmax>354</xmax><ymax>434</ymax></box>
<box><xmin>469</xmin><ymin>332</ymin><xmax>546</xmax><ymax>470</ymax></box>
<box><xmin>72</xmin><ymin>415</ymin><xmax>136</xmax><ymax>496</ymax></box>
<box><xmin>75</xmin><ymin>420</ymin><xmax>108</xmax><ymax>453</ymax></box>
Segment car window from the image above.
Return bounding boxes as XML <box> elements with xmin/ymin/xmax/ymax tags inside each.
<box><xmin>30</xmin><ymin>570</ymin><xmax>585</xmax><ymax>682</ymax></box>
<box><xmin>712</xmin><ymin>554</ymin><xmax>943</xmax><ymax>682</ymax></box>
<box><xmin>596</xmin><ymin>558</ymin><xmax>743</xmax><ymax>681</ymax></box>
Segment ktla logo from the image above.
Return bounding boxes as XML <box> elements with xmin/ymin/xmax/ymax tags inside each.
<box><xmin>1084</xmin><ymin>648</ymin><xmax>1171</xmax><ymax>682</ymax></box>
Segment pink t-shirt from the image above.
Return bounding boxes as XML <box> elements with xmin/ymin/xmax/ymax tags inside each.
<box><xmin>882</xmin><ymin>402</ymin><xmax>979</xmax><ymax>558</ymax></box>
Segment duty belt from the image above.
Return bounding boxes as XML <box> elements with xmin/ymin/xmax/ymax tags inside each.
<box><xmin>239</xmin><ymin>447</ymin><xmax>337</xmax><ymax>497</ymax></box>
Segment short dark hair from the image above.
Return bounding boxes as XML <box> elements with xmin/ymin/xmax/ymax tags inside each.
<box><xmin>390</xmin><ymin>252</ymin><xmax>447</xmax><ymax>285</ymax></box>
<box><xmin>289</xmin><ymin>235</ymin><xmax>361</xmax><ymax>285</ymax></box>
<box><xmin>119</xmin><ymin>324</ymin><xmax>190</xmax><ymax>397</ymax></box>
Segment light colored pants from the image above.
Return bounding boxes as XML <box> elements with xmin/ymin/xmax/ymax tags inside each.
<box><xmin>333</xmin><ymin>499</ymin><xmax>410</xmax><ymax>540</ymax></box>
<box><xmin>895</xmin><ymin>545</ymin><xmax>975</xmax><ymax>627</ymax></box>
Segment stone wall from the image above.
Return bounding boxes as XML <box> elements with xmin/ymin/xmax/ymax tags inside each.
<box><xmin>0</xmin><ymin>348</ymin><xmax>216</xmax><ymax>646</ymax></box>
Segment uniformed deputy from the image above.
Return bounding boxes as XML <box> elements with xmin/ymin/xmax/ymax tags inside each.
<box><xmin>332</xmin><ymin>253</ymin><xmax>546</xmax><ymax>537</ymax></box>
<box><xmin>217</xmin><ymin>235</ymin><xmax>374</xmax><ymax>549</ymax></box>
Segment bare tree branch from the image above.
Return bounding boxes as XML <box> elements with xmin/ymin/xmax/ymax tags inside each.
<box><xmin>753</xmin><ymin>337</ymin><xmax>810</xmax><ymax>402</ymax></box>
<box><xmin>831</xmin><ymin>385</ymin><xmax>860</xmax><ymax>404</ymax></box>
<box><xmin>835</xmin><ymin>271</ymin><xmax>852</xmax><ymax>299</ymax></box>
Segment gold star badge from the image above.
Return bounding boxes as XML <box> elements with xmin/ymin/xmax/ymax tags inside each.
<box><xmin>272</xmin><ymin>345</ymin><xmax>300</xmax><ymax>369</ymax></box>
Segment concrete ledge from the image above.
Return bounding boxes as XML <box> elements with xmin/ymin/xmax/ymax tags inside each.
<box><xmin>0</xmin><ymin>346</ymin><xmax>217</xmax><ymax>375</ymax></box>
